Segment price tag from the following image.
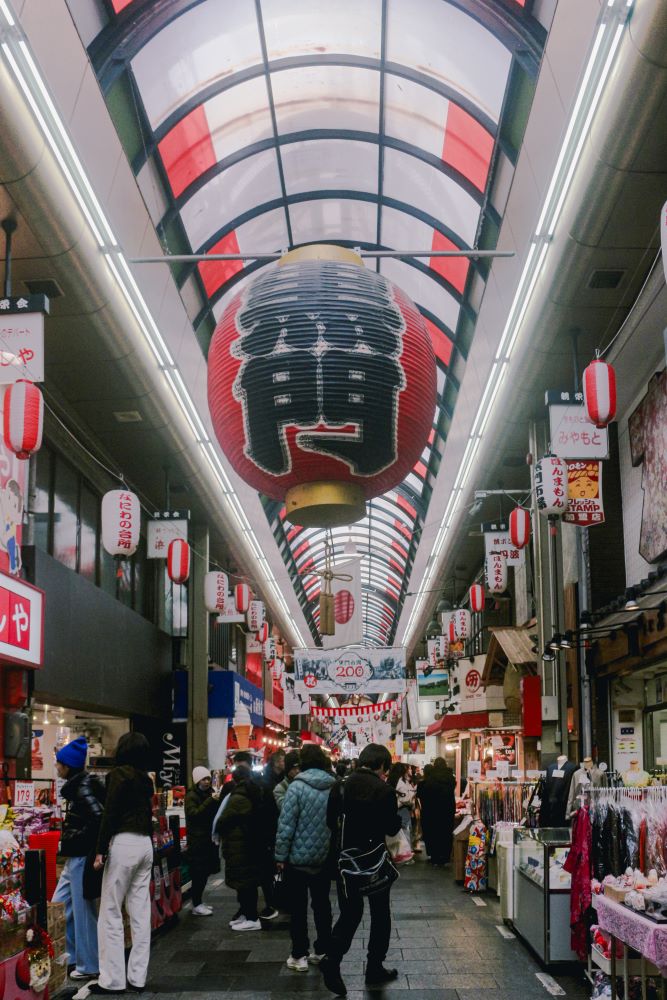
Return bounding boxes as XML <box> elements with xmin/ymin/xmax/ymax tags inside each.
<box><xmin>552</xmin><ymin>769</ymin><xmax>565</xmax><ymax>778</ymax></box>
<box><xmin>495</xmin><ymin>761</ymin><xmax>510</xmax><ymax>778</ymax></box>
<box><xmin>14</xmin><ymin>781</ymin><xmax>34</xmax><ymax>807</ymax></box>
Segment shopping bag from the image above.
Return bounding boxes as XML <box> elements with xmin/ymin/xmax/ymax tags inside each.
<box><xmin>386</xmin><ymin>828</ymin><xmax>414</xmax><ymax>865</ymax></box>
<box><xmin>273</xmin><ymin>868</ymin><xmax>291</xmax><ymax>914</ymax></box>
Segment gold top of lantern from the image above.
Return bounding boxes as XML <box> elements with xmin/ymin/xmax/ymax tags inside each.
<box><xmin>286</xmin><ymin>482</ymin><xmax>366</xmax><ymax>528</ymax></box>
<box><xmin>278</xmin><ymin>244</ymin><xmax>364</xmax><ymax>267</ymax></box>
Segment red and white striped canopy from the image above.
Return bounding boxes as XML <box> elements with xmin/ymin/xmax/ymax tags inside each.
<box><xmin>167</xmin><ymin>538</ymin><xmax>190</xmax><ymax>584</ymax></box>
<box><xmin>3</xmin><ymin>380</ymin><xmax>43</xmax><ymax>460</ymax></box>
<box><xmin>583</xmin><ymin>359</ymin><xmax>616</xmax><ymax>429</ymax></box>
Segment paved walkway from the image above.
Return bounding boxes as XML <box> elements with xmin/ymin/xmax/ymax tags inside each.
<box><xmin>145</xmin><ymin>859</ymin><xmax>592</xmax><ymax>999</ymax></box>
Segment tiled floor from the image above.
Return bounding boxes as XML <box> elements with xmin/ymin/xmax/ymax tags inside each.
<box><xmin>143</xmin><ymin>859</ymin><xmax>592</xmax><ymax>999</ymax></box>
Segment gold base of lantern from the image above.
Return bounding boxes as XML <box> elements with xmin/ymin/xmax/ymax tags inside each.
<box><xmin>285</xmin><ymin>482</ymin><xmax>366</xmax><ymax>527</ymax></box>
<box><xmin>278</xmin><ymin>244</ymin><xmax>364</xmax><ymax>267</ymax></box>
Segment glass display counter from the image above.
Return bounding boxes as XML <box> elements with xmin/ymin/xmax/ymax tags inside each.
<box><xmin>513</xmin><ymin>828</ymin><xmax>577</xmax><ymax>965</ymax></box>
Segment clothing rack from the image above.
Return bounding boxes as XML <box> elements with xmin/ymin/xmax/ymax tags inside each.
<box><xmin>472</xmin><ymin>781</ymin><xmax>537</xmax><ymax>828</ymax></box>
<box><xmin>587</xmin><ymin>786</ymin><xmax>667</xmax><ymax>803</ymax></box>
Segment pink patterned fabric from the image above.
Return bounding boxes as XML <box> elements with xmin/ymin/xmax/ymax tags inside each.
<box><xmin>563</xmin><ymin>807</ymin><xmax>592</xmax><ymax>960</ymax></box>
<box><xmin>596</xmin><ymin>894</ymin><xmax>667</xmax><ymax>975</ymax></box>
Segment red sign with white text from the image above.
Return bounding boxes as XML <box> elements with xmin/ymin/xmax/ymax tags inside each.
<box><xmin>0</xmin><ymin>571</ymin><xmax>44</xmax><ymax>666</ymax></box>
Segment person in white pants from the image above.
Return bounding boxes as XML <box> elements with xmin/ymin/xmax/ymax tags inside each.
<box><xmin>86</xmin><ymin>732</ymin><xmax>155</xmax><ymax>996</ymax></box>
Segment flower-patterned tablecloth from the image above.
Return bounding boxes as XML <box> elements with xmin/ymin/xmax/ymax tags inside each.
<box><xmin>596</xmin><ymin>894</ymin><xmax>667</xmax><ymax>975</ymax></box>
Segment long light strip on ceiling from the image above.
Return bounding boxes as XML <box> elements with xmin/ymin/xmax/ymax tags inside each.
<box><xmin>0</xmin><ymin>4</ymin><xmax>306</xmax><ymax>647</ymax></box>
<box><xmin>400</xmin><ymin>0</ymin><xmax>634</xmax><ymax>651</ymax></box>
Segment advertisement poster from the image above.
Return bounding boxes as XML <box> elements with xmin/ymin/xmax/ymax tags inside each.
<box><xmin>294</xmin><ymin>646</ymin><xmax>406</xmax><ymax>695</ymax></box>
<box><xmin>564</xmin><ymin>460</ymin><xmax>604</xmax><ymax>526</ymax></box>
<box><xmin>403</xmin><ymin>731</ymin><xmax>426</xmax><ymax>754</ymax></box>
<box><xmin>416</xmin><ymin>657</ymin><xmax>449</xmax><ymax>699</ymax></box>
<box><xmin>492</xmin><ymin>733</ymin><xmax>516</xmax><ymax>766</ymax></box>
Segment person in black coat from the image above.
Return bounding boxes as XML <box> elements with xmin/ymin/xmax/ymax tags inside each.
<box><xmin>52</xmin><ymin>736</ymin><xmax>105</xmax><ymax>979</ymax></box>
<box><xmin>320</xmin><ymin>744</ymin><xmax>401</xmax><ymax>996</ymax></box>
<box><xmin>417</xmin><ymin>758</ymin><xmax>456</xmax><ymax>866</ymax></box>
<box><xmin>185</xmin><ymin>766</ymin><xmax>220</xmax><ymax>916</ymax></box>
<box><xmin>216</xmin><ymin>767</ymin><xmax>265</xmax><ymax>931</ymax></box>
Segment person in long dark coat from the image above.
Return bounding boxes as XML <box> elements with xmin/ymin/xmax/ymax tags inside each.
<box><xmin>216</xmin><ymin>767</ymin><xmax>264</xmax><ymax>931</ymax></box>
<box><xmin>416</xmin><ymin>759</ymin><xmax>456</xmax><ymax>865</ymax></box>
<box><xmin>184</xmin><ymin>766</ymin><xmax>220</xmax><ymax>916</ymax></box>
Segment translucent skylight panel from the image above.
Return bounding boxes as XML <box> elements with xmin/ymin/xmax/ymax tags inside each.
<box><xmin>289</xmin><ymin>199</ymin><xmax>376</xmax><ymax>246</ymax></box>
<box><xmin>384</xmin><ymin>75</ymin><xmax>448</xmax><ymax>159</ymax></box>
<box><xmin>205</xmin><ymin>78</ymin><xmax>274</xmax><ymax>162</ymax></box>
<box><xmin>383</xmin><ymin>148</ymin><xmax>480</xmax><ymax>245</ymax></box>
<box><xmin>271</xmin><ymin>66</ymin><xmax>380</xmax><ymax>135</ymax></box>
<box><xmin>131</xmin><ymin>0</ymin><xmax>263</xmax><ymax>130</ymax></box>
<box><xmin>385</xmin><ymin>0</ymin><xmax>512</xmax><ymax>124</ymax></box>
<box><xmin>282</xmin><ymin>140</ymin><xmax>377</xmax><ymax>197</ymax></box>
<box><xmin>179</xmin><ymin>149</ymin><xmax>282</xmax><ymax>250</ymax></box>
<box><xmin>261</xmin><ymin>0</ymin><xmax>382</xmax><ymax>61</ymax></box>
<box><xmin>380</xmin><ymin>258</ymin><xmax>460</xmax><ymax>333</ymax></box>
<box><xmin>381</xmin><ymin>206</ymin><xmax>436</xmax><ymax>255</ymax></box>
<box><xmin>236</xmin><ymin>211</ymin><xmax>290</xmax><ymax>256</ymax></box>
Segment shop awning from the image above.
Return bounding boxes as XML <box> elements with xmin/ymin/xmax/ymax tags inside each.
<box><xmin>426</xmin><ymin>711</ymin><xmax>489</xmax><ymax>736</ymax></box>
<box><xmin>481</xmin><ymin>627</ymin><xmax>538</xmax><ymax>687</ymax></box>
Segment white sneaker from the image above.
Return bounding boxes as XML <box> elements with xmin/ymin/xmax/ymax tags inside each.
<box><xmin>286</xmin><ymin>956</ymin><xmax>308</xmax><ymax>972</ymax></box>
<box><xmin>308</xmin><ymin>952</ymin><xmax>325</xmax><ymax>964</ymax></box>
<box><xmin>192</xmin><ymin>904</ymin><xmax>213</xmax><ymax>916</ymax></box>
<box><xmin>231</xmin><ymin>919</ymin><xmax>262</xmax><ymax>932</ymax></box>
<box><xmin>229</xmin><ymin>914</ymin><xmax>245</xmax><ymax>927</ymax></box>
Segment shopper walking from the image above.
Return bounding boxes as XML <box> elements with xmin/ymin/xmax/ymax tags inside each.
<box><xmin>258</xmin><ymin>750</ymin><xmax>284</xmax><ymax>919</ymax></box>
<box><xmin>216</xmin><ymin>765</ymin><xmax>264</xmax><ymax>931</ymax></box>
<box><xmin>87</xmin><ymin>732</ymin><xmax>154</xmax><ymax>995</ymax></box>
<box><xmin>417</xmin><ymin>758</ymin><xmax>456</xmax><ymax>866</ymax></box>
<box><xmin>388</xmin><ymin>762</ymin><xmax>415</xmax><ymax>838</ymax></box>
<box><xmin>275</xmin><ymin>744</ymin><xmax>336</xmax><ymax>972</ymax></box>
<box><xmin>320</xmin><ymin>743</ymin><xmax>401</xmax><ymax>996</ymax></box>
<box><xmin>184</xmin><ymin>766</ymin><xmax>220</xmax><ymax>916</ymax></box>
<box><xmin>273</xmin><ymin>750</ymin><xmax>301</xmax><ymax>812</ymax></box>
<box><xmin>53</xmin><ymin>737</ymin><xmax>105</xmax><ymax>981</ymax></box>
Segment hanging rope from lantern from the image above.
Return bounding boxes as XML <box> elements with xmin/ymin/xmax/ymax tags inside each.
<box><xmin>306</xmin><ymin>531</ymin><xmax>353</xmax><ymax>637</ymax></box>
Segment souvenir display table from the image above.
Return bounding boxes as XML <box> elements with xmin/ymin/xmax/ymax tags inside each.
<box><xmin>596</xmin><ymin>894</ymin><xmax>667</xmax><ymax>1000</ymax></box>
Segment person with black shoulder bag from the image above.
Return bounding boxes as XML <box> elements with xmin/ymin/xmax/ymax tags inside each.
<box><xmin>320</xmin><ymin>744</ymin><xmax>401</xmax><ymax>997</ymax></box>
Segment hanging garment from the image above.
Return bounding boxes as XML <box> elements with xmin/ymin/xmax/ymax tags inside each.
<box><xmin>563</xmin><ymin>808</ymin><xmax>592</xmax><ymax>961</ymax></box>
<box><xmin>540</xmin><ymin>761</ymin><xmax>577</xmax><ymax>827</ymax></box>
<box><xmin>463</xmin><ymin>821</ymin><xmax>488</xmax><ymax>892</ymax></box>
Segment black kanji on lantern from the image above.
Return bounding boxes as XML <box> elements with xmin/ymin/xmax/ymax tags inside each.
<box><xmin>232</xmin><ymin>261</ymin><xmax>406</xmax><ymax>477</ymax></box>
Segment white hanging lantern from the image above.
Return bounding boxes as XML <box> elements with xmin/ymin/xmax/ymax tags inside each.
<box><xmin>101</xmin><ymin>490</ymin><xmax>140</xmax><ymax>557</ymax></box>
<box><xmin>235</xmin><ymin>583</ymin><xmax>250</xmax><ymax>613</ymax></box>
<box><xmin>453</xmin><ymin>608</ymin><xmax>471</xmax><ymax>639</ymax></box>
<box><xmin>256</xmin><ymin>621</ymin><xmax>270</xmax><ymax>644</ymax></box>
<box><xmin>509</xmin><ymin>506</ymin><xmax>531</xmax><ymax>549</ymax></box>
<box><xmin>3</xmin><ymin>380</ymin><xmax>43</xmax><ymax>460</ymax></box>
<box><xmin>485</xmin><ymin>551</ymin><xmax>507</xmax><ymax>594</ymax></box>
<box><xmin>583</xmin><ymin>358</ymin><xmax>616</xmax><ymax>429</ymax></box>
<box><xmin>535</xmin><ymin>455</ymin><xmax>568</xmax><ymax>516</ymax></box>
<box><xmin>168</xmin><ymin>538</ymin><xmax>190</xmax><ymax>584</ymax></box>
<box><xmin>469</xmin><ymin>584</ymin><xmax>485</xmax><ymax>613</ymax></box>
<box><xmin>204</xmin><ymin>571</ymin><xmax>228</xmax><ymax>613</ymax></box>
<box><xmin>246</xmin><ymin>599</ymin><xmax>265</xmax><ymax>633</ymax></box>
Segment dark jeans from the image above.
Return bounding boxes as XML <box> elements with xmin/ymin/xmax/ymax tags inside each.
<box><xmin>191</xmin><ymin>867</ymin><xmax>208</xmax><ymax>907</ymax></box>
<box><xmin>328</xmin><ymin>883</ymin><xmax>391</xmax><ymax>968</ymax></box>
<box><xmin>237</xmin><ymin>886</ymin><xmax>258</xmax><ymax>921</ymax></box>
<box><xmin>288</xmin><ymin>866</ymin><xmax>332</xmax><ymax>960</ymax></box>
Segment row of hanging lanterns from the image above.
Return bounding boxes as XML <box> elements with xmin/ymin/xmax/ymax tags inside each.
<box><xmin>101</xmin><ymin>489</ymin><xmax>193</xmax><ymax>584</ymax></box>
<box><xmin>203</xmin><ymin>571</ymin><xmax>271</xmax><ymax>644</ymax></box>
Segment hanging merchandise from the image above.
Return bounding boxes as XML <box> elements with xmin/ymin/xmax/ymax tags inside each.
<box><xmin>535</xmin><ymin>455</ymin><xmax>568</xmax><ymax>516</ymax></box>
<box><xmin>583</xmin><ymin>358</ymin><xmax>617</xmax><ymax>429</ymax></box>
<box><xmin>101</xmin><ymin>490</ymin><xmax>140</xmax><ymax>557</ymax></box>
<box><xmin>204</xmin><ymin>571</ymin><xmax>228</xmax><ymax>613</ymax></box>
<box><xmin>3</xmin><ymin>380</ymin><xmax>43</xmax><ymax>459</ymax></box>
<box><xmin>485</xmin><ymin>551</ymin><xmax>507</xmax><ymax>594</ymax></box>
<box><xmin>234</xmin><ymin>583</ymin><xmax>250</xmax><ymax>613</ymax></box>
<box><xmin>469</xmin><ymin>583</ymin><xmax>485</xmax><ymax>613</ymax></box>
<box><xmin>509</xmin><ymin>506</ymin><xmax>531</xmax><ymax>548</ymax></box>
<box><xmin>167</xmin><ymin>538</ymin><xmax>190</xmax><ymax>584</ymax></box>
<box><xmin>207</xmin><ymin>246</ymin><xmax>436</xmax><ymax>528</ymax></box>
<box><xmin>246</xmin><ymin>600</ymin><xmax>265</xmax><ymax>633</ymax></box>
<box><xmin>463</xmin><ymin>820</ymin><xmax>489</xmax><ymax>892</ymax></box>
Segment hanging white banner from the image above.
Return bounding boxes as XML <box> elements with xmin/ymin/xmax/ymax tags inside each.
<box><xmin>294</xmin><ymin>646</ymin><xmax>406</xmax><ymax>695</ymax></box>
<box><xmin>483</xmin><ymin>525</ymin><xmax>525</xmax><ymax>566</ymax></box>
<box><xmin>321</xmin><ymin>559</ymin><xmax>363</xmax><ymax>649</ymax></box>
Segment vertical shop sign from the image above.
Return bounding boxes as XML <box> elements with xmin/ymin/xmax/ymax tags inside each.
<box><xmin>482</xmin><ymin>523</ymin><xmax>525</xmax><ymax>566</ymax></box>
<box><xmin>546</xmin><ymin>391</ymin><xmax>609</xmax><ymax>459</ymax></box>
<box><xmin>564</xmin><ymin>461</ymin><xmax>604</xmax><ymax>525</ymax></box>
<box><xmin>0</xmin><ymin>572</ymin><xmax>44</xmax><ymax>666</ymax></box>
<box><xmin>147</xmin><ymin>511</ymin><xmax>190</xmax><ymax>557</ymax></box>
<box><xmin>0</xmin><ymin>295</ymin><xmax>47</xmax><ymax>384</ymax></box>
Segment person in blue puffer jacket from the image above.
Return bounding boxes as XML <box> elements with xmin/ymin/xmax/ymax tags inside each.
<box><xmin>275</xmin><ymin>744</ymin><xmax>337</xmax><ymax>973</ymax></box>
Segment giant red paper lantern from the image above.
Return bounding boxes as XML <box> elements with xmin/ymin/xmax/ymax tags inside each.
<box><xmin>204</xmin><ymin>571</ymin><xmax>228</xmax><ymax>613</ymax></box>
<box><xmin>101</xmin><ymin>490</ymin><xmax>140</xmax><ymax>557</ymax></box>
<box><xmin>583</xmin><ymin>359</ymin><xmax>616</xmax><ymax>429</ymax></box>
<box><xmin>235</xmin><ymin>583</ymin><xmax>250</xmax><ymax>613</ymax></box>
<box><xmin>168</xmin><ymin>538</ymin><xmax>190</xmax><ymax>584</ymax></box>
<box><xmin>207</xmin><ymin>246</ymin><xmax>436</xmax><ymax>527</ymax></box>
<box><xmin>469</xmin><ymin>583</ymin><xmax>485</xmax><ymax>613</ymax></box>
<box><xmin>509</xmin><ymin>507</ymin><xmax>531</xmax><ymax>549</ymax></box>
<box><xmin>3</xmin><ymin>380</ymin><xmax>43</xmax><ymax>459</ymax></box>
<box><xmin>535</xmin><ymin>456</ymin><xmax>567</xmax><ymax>516</ymax></box>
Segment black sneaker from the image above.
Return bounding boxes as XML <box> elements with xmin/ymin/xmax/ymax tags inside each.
<box><xmin>87</xmin><ymin>984</ymin><xmax>122</xmax><ymax>996</ymax></box>
<box><xmin>259</xmin><ymin>906</ymin><xmax>279</xmax><ymax>919</ymax></box>
<box><xmin>320</xmin><ymin>957</ymin><xmax>347</xmax><ymax>996</ymax></box>
<box><xmin>125</xmin><ymin>985</ymin><xmax>146</xmax><ymax>994</ymax></box>
<box><xmin>365</xmin><ymin>965</ymin><xmax>399</xmax><ymax>986</ymax></box>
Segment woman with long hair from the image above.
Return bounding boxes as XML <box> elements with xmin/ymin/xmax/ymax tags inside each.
<box><xmin>387</xmin><ymin>763</ymin><xmax>415</xmax><ymax>839</ymax></box>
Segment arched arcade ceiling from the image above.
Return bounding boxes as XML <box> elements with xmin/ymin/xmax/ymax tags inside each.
<box><xmin>81</xmin><ymin>0</ymin><xmax>547</xmax><ymax>646</ymax></box>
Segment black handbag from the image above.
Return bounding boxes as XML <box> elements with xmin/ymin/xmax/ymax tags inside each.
<box><xmin>82</xmin><ymin>851</ymin><xmax>104</xmax><ymax>901</ymax></box>
<box><xmin>272</xmin><ymin>868</ymin><xmax>291</xmax><ymax>914</ymax></box>
<box><xmin>337</xmin><ymin>817</ymin><xmax>399</xmax><ymax>899</ymax></box>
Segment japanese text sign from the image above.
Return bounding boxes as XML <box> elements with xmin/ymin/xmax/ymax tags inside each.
<box><xmin>0</xmin><ymin>572</ymin><xmax>44</xmax><ymax>667</ymax></box>
<box><xmin>564</xmin><ymin>460</ymin><xmax>605</xmax><ymax>526</ymax></box>
<box><xmin>0</xmin><ymin>304</ymin><xmax>44</xmax><ymax>385</ymax></box>
<box><xmin>482</xmin><ymin>524</ymin><xmax>525</xmax><ymax>566</ymax></box>
<box><xmin>548</xmin><ymin>397</ymin><xmax>609</xmax><ymax>459</ymax></box>
<box><xmin>13</xmin><ymin>781</ymin><xmax>34</xmax><ymax>807</ymax></box>
<box><xmin>147</xmin><ymin>512</ymin><xmax>189</xmax><ymax>558</ymax></box>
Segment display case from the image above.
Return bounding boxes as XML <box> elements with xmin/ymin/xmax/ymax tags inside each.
<box><xmin>513</xmin><ymin>828</ymin><xmax>576</xmax><ymax>965</ymax></box>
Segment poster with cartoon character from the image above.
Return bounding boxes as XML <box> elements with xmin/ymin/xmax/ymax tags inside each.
<box><xmin>0</xmin><ymin>394</ymin><xmax>25</xmax><ymax>575</ymax></box>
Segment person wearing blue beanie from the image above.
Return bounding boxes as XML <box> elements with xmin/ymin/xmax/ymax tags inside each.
<box><xmin>53</xmin><ymin>737</ymin><xmax>105</xmax><ymax>982</ymax></box>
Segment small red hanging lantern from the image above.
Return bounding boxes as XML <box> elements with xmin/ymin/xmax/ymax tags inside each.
<box><xmin>256</xmin><ymin>621</ymin><xmax>270</xmax><ymax>644</ymax></box>
<box><xmin>167</xmin><ymin>538</ymin><xmax>190</xmax><ymax>584</ymax></box>
<box><xmin>204</xmin><ymin>571</ymin><xmax>228</xmax><ymax>613</ymax></box>
<box><xmin>469</xmin><ymin>583</ymin><xmax>485</xmax><ymax>613</ymax></box>
<box><xmin>509</xmin><ymin>507</ymin><xmax>531</xmax><ymax>549</ymax></box>
<box><xmin>583</xmin><ymin>358</ymin><xmax>616</xmax><ymax>429</ymax></box>
<box><xmin>246</xmin><ymin>599</ymin><xmax>265</xmax><ymax>633</ymax></box>
<box><xmin>3</xmin><ymin>380</ymin><xmax>43</xmax><ymax>459</ymax></box>
<box><xmin>235</xmin><ymin>583</ymin><xmax>250</xmax><ymax>613</ymax></box>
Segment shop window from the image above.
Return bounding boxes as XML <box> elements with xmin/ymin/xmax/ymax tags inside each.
<box><xmin>79</xmin><ymin>483</ymin><xmax>99</xmax><ymax>583</ymax></box>
<box><xmin>32</xmin><ymin>446</ymin><xmax>52</xmax><ymax>554</ymax></box>
<box><xmin>52</xmin><ymin>458</ymin><xmax>78</xmax><ymax>571</ymax></box>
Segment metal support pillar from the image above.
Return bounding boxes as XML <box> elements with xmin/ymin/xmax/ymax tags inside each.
<box><xmin>578</xmin><ymin>526</ymin><xmax>593</xmax><ymax>757</ymax></box>
<box><xmin>187</xmin><ymin>522</ymin><xmax>209</xmax><ymax>772</ymax></box>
